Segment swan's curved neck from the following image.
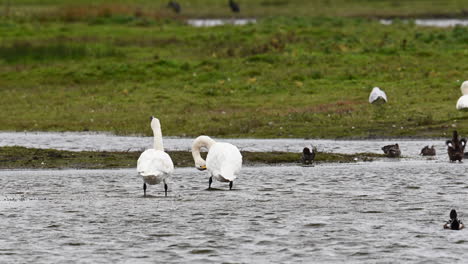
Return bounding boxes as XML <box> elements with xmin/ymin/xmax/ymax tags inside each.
<box><xmin>191</xmin><ymin>136</ymin><xmax>216</xmax><ymax>162</ymax></box>
<box><xmin>152</xmin><ymin>120</ymin><xmax>164</xmax><ymax>151</ymax></box>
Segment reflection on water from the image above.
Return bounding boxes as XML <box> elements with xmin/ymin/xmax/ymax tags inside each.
<box><xmin>187</xmin><ymin>18</ymin><xmax>256</xmax><ymax>27</ymax></box>
<box><xmin>1</xmin><ymin>162</ymin><xmax>468</xmax><ymax>262</ymax></box>
<box><xmin>380</xmin><ymin>19</ymin><xmax>468</xmax><ymax>27</ymax></box>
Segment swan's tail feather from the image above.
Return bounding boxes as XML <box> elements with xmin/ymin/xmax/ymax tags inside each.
<box><xmin>220</xmin><ymin>170</ymin><xmax>236</xmax><ymax>182</ymax></box>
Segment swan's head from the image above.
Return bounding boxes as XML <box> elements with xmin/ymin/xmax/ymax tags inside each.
<box><xmin>193</xmin><ymin>153</ymin><xmax>207</xmax><ymax>170</ymax></box>
<box><xmin>150</xmin><ymin>116</ymin><xmax>161</xmax><ymax>129</ymax></box>
<box><xmin>191</xmin><ymin>135</ymin><xmax>216</xmax><ymax>171</ymax></box>
<box><xmin>196</xmin><ymin>161</ymin><xmax>207</xmax><ymax>171</ymax></box>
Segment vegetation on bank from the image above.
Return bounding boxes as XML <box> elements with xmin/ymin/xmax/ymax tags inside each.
<box><xmin>2</xmin><ymin>0</ymin><xmax>468</xmax><ymax>20</ymax></box>
<box><xmin>1</xmin><ymin>2</ymin><xmax>468</xmax><ymax>139</ymax></box>
<box><xmin>0</xmin><ymin>146</ymin><xmax>385</xmax><ymax>169</ymax></box>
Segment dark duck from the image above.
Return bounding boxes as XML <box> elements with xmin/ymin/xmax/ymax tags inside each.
<box><xmin>229</xmin><ymin>0</ymin><xmax>240</xmax><ymax>13</ymax></box>
<box><xmin>420</xmin><ymin>145</ymin><xmax>436</xmax><ymax>156</ymax></box>
<box><xmin>302</xmin><ymin>146</ymin><xmax>316</xmax><ymax>165</ymax></box>
<box><xmin>167</xmin><ymin>1</ymin><xmax>181</xmax><ymax>13</ymax></box>
<box><xmin>446</xmin><ymin>130</ymin><xmax>466</xmax><ymax>162</ymax></box>
<box><xmin>444</xmin><ymin>209</ymin><xmax>464</xmax><ymax>230</ymax></box>
<box><xmin>381</xmin><ymin>143</ymin><xmax>401</xmax><ymax>158</ymax></box>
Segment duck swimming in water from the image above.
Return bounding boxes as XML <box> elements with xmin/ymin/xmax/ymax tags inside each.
<box><xmin>446</xmin><ymin>130</ymin><xmax>466</xmax><ymax>162</ymax></box>
<box><xmin>381</xmin><ymin>143</ymin><xmax>401</xmax><ymax>158</ymax></box>
<box><xmin>444</xmin><ymin>209</ymin><xmax>464</xmax><ymax>230</ymax></box>
<box><xmin>420</xmin><ymin>145</ymin><xmax>436</xmax><ymax>156</ymax></box>
<box><xmin>302</xmin><ymin>146</ymin><xmax>316</xmax><ymax>165</ymax></box>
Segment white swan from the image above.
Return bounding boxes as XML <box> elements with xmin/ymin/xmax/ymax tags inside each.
<box><xmin>457</xmin><ymin>81</ymin><xmax>468</xmax><ymax>110</ymax></box>
<box><xmin>461</xmin><ymin>81</ymin><xmax>468</xmax><ymax>95</ymax></box>
<box><xmin>369</xmin><ymin>87</ymin><xmax>387</xmax><ymax>104</ymax></box>
<box><xmin>137</xmin><ymin>116</ymin><xmax>174</xmax><ymax>197</ymax></box>
<box><xmin>191</xmin><ymin>135</ymin><xmax>242</xmax><ymax>190</ymax></box>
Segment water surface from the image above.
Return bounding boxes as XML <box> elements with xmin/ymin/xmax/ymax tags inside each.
<box><xmin>187</xmin><ymin>18</ymin><xmax>256</xmax><ymax>27</ymax></box>
<box><xmin>1</xmin><ymin>161</ymin><xmax>467</xmax><ymax>262</ymax></box>
<box><xmin>0</xmin><ymin>132</ymin><xmax>450</xmax><ymax>159</ymax></box>
<box><xmin>380</xmin><ymin>18</ymin><xmax>468</xmax><ymax>27</ymax></box>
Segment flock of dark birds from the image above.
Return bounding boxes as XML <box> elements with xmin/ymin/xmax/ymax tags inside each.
<box><xmin>300</xmin><ymin>131</ymin><xmax>467</xmax><ymax>230</ymax></box>
<box><xmin>167</xmin><ymin>0</ymin><xmax>240</xmax><ymax>13</ymax></box>
<box><xmin>301</xmin><ymin>130</ymin><xmax>467</xmax><ymax>164</ymax></box>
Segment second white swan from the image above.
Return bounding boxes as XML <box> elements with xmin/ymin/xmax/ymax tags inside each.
<box><xmin>191</xmin><ymin>135</ymin><xmax>242</xmax><ymax>190</ymax></box>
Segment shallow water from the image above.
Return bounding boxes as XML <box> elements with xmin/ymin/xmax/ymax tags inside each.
<box><xmin>0</xmin><ymin>132</ymin><xmax>451</xmax><ymax>158</ymax></box>
<box><xmin>380</xmin><ymin>18</ymin><xmax>468</xmax><ymax>27</ymax></box>
<box><xmin>1</xmin><ymin>161</ymin><xmax>468</xmax><ymax>263</ymax></box>
<box><xmin>187</xmin><ymin>18</ymin><xmax>256</xmax><ymax>27</ymax></box>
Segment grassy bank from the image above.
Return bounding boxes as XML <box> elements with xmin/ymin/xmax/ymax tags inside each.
<box><xmin>0</xmin><ymin>146</ymin><xmax>384</xmax><ymax>169</ymax></box>
<box><xmin>2</xmin><ymin>0</ymin><xmax>468</xmax><ymax>20</ymax></box>
<box><xmin>1</xmin><ymin>6</ymin><xmax>468</xmax><ymax>138</ymax></box>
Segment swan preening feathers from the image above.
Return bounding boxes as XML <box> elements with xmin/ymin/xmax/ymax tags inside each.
<box><xmin>191</xmin><ymin>135</ymin><xmax>242</xmax><ymax>190</ymax></box>
<box><xmin>137</xmin><ymin>116</ymin><xmax>174</xmax><ymax>197</ymax></box>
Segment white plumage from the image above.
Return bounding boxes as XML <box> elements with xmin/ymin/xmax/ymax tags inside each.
<box><xmin>461</xmin><ymin>81</ymin><xmax>468</xmax><ymax>95</ymax></box>
<box><xmin>456</xmin><ymin>81</ymin><xmax>468</xmax><ymax>110</ymax></box>
<box><xmin>206</xmin><ymin>142</ymin><xmax>242</xmax><ymax>182</ymax></box>
<box><xmin>137</xmin><ymin>149</ymin><xmax>173</xmax><ymax>183</ymax></box>
<box><xmin>456</xmin><ymin>95</ymin><xmax>468</xmax><ymax>110</ymax></box>
<box><xmin>369</xmin><ymin>87</ymin><xmax>387</xmax><ymax>104</ymax></box>
<box><xmin>192</xmin><ymin>135</ymin><xmax>242</xmax><ymax>189</ymax></box>
<box><xmin>137</xmin><ymin>117</ymin><xmax>174</xmax><ymax>196</ymax></box>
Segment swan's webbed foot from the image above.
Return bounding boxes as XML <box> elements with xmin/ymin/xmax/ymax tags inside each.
<box><xmin>164</xmin><ymin>183</ymin><xmax>168</xmax><ymax>197</ymax></box>
<box><xmin>229</xmin><ymin>181</ymin><xmax>233</xmax><ymax>190</ymax></box>
<box><xmin>208</xmin><ymin>176</ymin><xmax>213</xmax><ymax>189</ymax></box>
<box><xmin>143</xmin><ymin>183</ymin><xmax>147</xmax><ymax>197</ymax></box>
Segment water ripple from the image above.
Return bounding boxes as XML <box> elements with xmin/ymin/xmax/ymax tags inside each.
<box><xmin>0</xmin><ymin>163</ymin><xmax>467</xmax><ymax>262</ymax></box>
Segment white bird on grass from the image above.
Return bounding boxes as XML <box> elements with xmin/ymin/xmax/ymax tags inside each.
<box><xmin>456</xmin><ymin>81</ymin><xmax>468</xmax><ymax>110</ymax></box>
<box><xmin>191</xmin><ymin>135</ymin><xmax>242</xmax><ymax>190</ymax></box>
<box><xmin>137</xmin><ymin>116</ymin><xmax>174</xmax><ymax>197</ymax></box>
<box><xmin>369</xmin><ymin>87</ymin><xmax>387</xmax><ymax>104</ymax></box>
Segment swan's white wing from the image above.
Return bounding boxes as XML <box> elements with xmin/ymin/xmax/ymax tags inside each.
<box><xmin>206</xmin><ymin>142</ymin><xmax>242</xmax><ymax>182</ymax></box>
<box><xmin>369</xmin><ymin>87</ymin><xmax>387</xmax><ymax>104</ymax></box>
<box><xmin>456</xmin><ymin>95</ymin><xmax>468</xmax><ymax>110</ymax></box>
<box><xmin>137</xmin><ymin>149</ymin><xmax>174</xmax><ymax>177</ymax></box>
<box><xmin>461</xmin><ymin>81</ymin><xmax>468</xmax><ymax>95</ymax></box>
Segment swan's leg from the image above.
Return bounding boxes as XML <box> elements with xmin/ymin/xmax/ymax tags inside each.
<box><xmin>229</xmin><ymin>181</ymin><xmax>233</xmax><ymax>190</ymax></box>
<box><xmin>208</xmin><ymin>176</ymin><xmax>213</xmax><ymax>189</ymax></box>
<box><xmin>164</xmin><ymin>180</ymin><xmax>168</xmax><ymax>197</ymax></box>
<box><xmin>143</xmin><ymin>183</ymin><xmax>147</xmax><ymax>197</ymax></box>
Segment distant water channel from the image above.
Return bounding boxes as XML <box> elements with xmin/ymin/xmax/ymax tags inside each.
<box><xmin>380</xmin><ymin>18</ymin><xmax>468</xmax><ymax>27</ymax></box>
<box><xmin>1</xmin><ymin>162</ymin><xmax>468</xmax><ymax>262</ymax></box>
<box><xmin>186</xmin><ymin>18</ymin><xmax>468</xmax><ymax>28</ymax></box>
<box><xmin>187</xmin><ymin>18</ymin><xmax>256</xmax><ymax>27</ymax></box>
<box><xmin>0</xmin><ymin>132</ymin><xmax>452</xmax><ymax>159</ymax></box>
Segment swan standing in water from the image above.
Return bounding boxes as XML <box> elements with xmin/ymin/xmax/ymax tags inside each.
<box><xmin>137</xmin><ymin>116</ymin><xmax>174</xmax><ymax>197</ymax></box>
<box><xmin>191</xmin><ymin>136</ymin><xmax>242</xmax><ymax>190</ymax></box>
<box><xmin>456</xmin><ymin>81</ymin><xmax>468</xmax><ymax>110</ymax></box>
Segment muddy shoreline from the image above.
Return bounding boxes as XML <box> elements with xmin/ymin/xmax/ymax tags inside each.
<box><xmin>0</xmin><ymin>147</ymin><xmax>385</xmax><ymax>169</ymax></box>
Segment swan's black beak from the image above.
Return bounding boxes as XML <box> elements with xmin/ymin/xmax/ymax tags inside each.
<box><xmin>197</xmin><ymin>165</ymin><xmax>207</xmax><ymax>171</ymax></box>
<box><xmin>150</xmin><ymin>116</ymin><xmax>154</xmax><ymax>121</ymax></box>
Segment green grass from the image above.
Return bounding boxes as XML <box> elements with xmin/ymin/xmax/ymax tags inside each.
<box><xmin>2</xmin><ymin>0</ymin><xmax>468</xmax><ymax>20</ymax></box>
<box><xmin>0</xmin><ymin>146</ymin><xmax>384</xmax><ymax>169</ymax></box>
<box><xmin>1</xmin><ymin>6</ymin><xmax>468</xmax><ymax>138</ymax></box>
